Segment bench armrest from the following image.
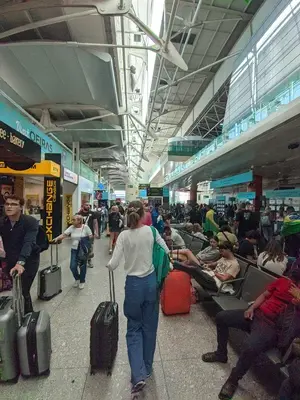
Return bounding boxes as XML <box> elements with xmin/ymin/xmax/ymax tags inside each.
<box><xmin>215</xmin><ymin>277</ymin><xmax>245</xmax><ymax>296</ymax></box>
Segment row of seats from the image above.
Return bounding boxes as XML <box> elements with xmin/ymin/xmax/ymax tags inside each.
<box><xmin>174</xmin><ymin>228</ymin><xmax>291</xmax><ymax>379</ymax></box>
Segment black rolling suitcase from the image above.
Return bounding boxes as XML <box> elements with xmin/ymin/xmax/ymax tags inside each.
<box><xmin>90</xmin><ymin>270</ymin><xmax>118</xmax><ymax>375</ymax></box>
<box><xmin>37</xmin><ymin>243</ymin><xmax>62</xmax><ymax>301</ymax></box>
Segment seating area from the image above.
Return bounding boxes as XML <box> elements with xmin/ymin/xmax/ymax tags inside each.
<box><xmin>174</xmin><ymin>227</ymin><xmax>296</xmax><ymax>385</ymax></box>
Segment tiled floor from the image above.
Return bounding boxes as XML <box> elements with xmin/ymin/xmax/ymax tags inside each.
<box><xmin>1</xmin><ymin>238</ymin><xmax>280</xmax><ymax>400</ymax></box>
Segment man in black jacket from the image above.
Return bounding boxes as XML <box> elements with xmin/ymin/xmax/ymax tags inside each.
<box><xmin>0</xmin><ymin>194</ymin><xmax>39</xmax><ymax>314</ymax></box>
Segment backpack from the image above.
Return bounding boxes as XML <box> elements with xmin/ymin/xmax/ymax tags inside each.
<box><xmin>23</xmin><ymin>216</ymin><xmax>49</xmax><ymax>253</ymax></box>
<box><xmin>36</xmin><ymin>225</ymin><xmax>49</xmax><ymax>253</ymax></box>
<box><xmin>150</xmin><ymin>226</ymin><xmax>171</xmax><ymax>289</ymax></box>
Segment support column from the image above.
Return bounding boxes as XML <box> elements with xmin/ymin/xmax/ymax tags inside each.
<box><xmin>253</xmin><ymin>175</ymin><xmax>262</xmax><ymax>211</ymax></box>
<box><xmin>72</xmin><ymin>141</ymin><xmax>80</xmax><ymax>175</ymax></box>
<box><xmin>190</xmin><ymin>182</ymin><xmax>197</xmax><ymax>205</ymax></box>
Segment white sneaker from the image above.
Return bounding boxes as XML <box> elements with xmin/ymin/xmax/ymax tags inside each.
<box><xmin>79</xmin><ymin>283</ymin><xmax>85</xmax><ymax>290</ymax></box>
<box><xmin>109</xmin><ymin>249</ymin><xmax>112</xmax><ymax>254</ymax></box>
<box><xmin>73</xmin><ymin>281</ymin><xmax>79</xmax><ymax>288</ymax></box>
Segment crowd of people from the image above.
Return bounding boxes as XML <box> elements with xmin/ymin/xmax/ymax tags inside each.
<box><xmin>0</xmin><ymin>195</ymin><xmax>300</xmax><ymax>399</ymax></box>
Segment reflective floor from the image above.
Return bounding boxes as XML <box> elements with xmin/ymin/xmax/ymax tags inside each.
<box><xmin>1</xmin><ymin>238</ymin><xmax>280</xmax><ymax>400</ymax></box>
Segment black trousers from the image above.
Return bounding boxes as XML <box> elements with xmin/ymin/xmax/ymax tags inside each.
<box><xmin>285</xmin><ymin>233</ymin><xmax>300</xmax><ymax>258</ymax></box>
<box><xmin>174</xmin><ymin>263</ymin><xmax>218</xmax><ymax>291</ymax></box>
<box><xmin>215</xmin><ymin>310</ymin><xmax>277</xmax><ymax>381</ymax></box>
<box><xmin>22</xmin><ymin>257</ymin><xmax>40</xmax><ymax>314</ymax></box>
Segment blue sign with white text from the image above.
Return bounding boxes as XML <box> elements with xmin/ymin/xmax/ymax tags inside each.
<box><xmin>0</xmin><ymin>100</ymin><xmax>73</xmax><ymax>169</ymax></box>
<box><xmin>236</xmin><ymin>192</ymin><xmax>256</xmax><ymax>200</ymax></box>
<box><xmin>265</xmin><ymin>189</ymin><xmax>300</xmax><ymax>199</ymax></box>
<box><xmin>163</xmin><ymin>187</ymin><xmax>170</xmax><ymax>197</ymax></box>
<box><xmin>210</xmin><ymin>171</ymin><xmax>253</xmax><ymax>189</ymax></box>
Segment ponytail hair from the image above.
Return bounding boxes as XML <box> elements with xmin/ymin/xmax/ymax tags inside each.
<box><xmin>127</xmin><ymin>201</ymin><xmax>144</xmax><ymax>229</ymax></box>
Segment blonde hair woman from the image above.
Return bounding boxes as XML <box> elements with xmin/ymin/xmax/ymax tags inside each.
<box><xmin>107</xmin><ymin>201</ymin><xmax>169</xmax><ymax>396</ymax></box>
<box><xmin>54</xmin><ymin>215</ymin><xmax>92</xmax><ymax>289</ymax></box>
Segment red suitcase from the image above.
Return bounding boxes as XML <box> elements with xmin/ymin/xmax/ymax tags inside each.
<box><xmin>161</xmin><ymin>270</ymin><xmax>191</xmax><ymax>315</ymax></box>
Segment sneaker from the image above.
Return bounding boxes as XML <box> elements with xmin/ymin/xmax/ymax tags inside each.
<box><xmin>73</xmin><ymin>281</ymin><xmax>79</xmax><ymax>288</ymax></box>
<box><xmin>131</xmin><ymin>381</ymin><xmax>146</xmax><ymax>394</ymax></box>
<box><xmin>202</xmin><ymin>351</ymin><xmax>228</xmax><ymax>364</ymax></box>
<box><xmin>88</xmin><ymin>262</ymin><xmax>94</xmax><ymax>268</ymax></box>
<box><xmin>109</xmin><ymin>249</ymin><xmax>113</xmax><ymax>255</ymax></box>
<box><xmin>79</xmin><ymin>283</ymin><xmax>85</xmax><ymax>290</ymax></box>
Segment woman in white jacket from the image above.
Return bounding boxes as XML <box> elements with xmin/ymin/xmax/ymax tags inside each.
<box><xmin>107</xmin><ymin>201</ymin><xmax>169</xmax><ymax>396</ymax></box>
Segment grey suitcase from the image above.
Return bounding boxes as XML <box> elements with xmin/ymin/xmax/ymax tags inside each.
<box><xmin>17</xmin><ymin>310</ymin><xmax>51</xmax><ymax>378</ymax></box>
<box><xmin>0</xmin><ymin>275</ymin><xmax>24</xmax><ymax>383</ymax></box>
<box><xmin>38</xmin><ymin>243</ymin><xmax>62</xmax><ymax>301</ymax></box>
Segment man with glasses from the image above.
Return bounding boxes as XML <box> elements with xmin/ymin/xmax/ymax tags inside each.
<box><xmin>0</xmin><ymin>194</ymin><xmax>39</xmax><ymax>313</ymax></box>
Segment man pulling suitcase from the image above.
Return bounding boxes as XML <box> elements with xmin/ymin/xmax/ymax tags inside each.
<box><xmin>0</xmin><ymin>195</ymin><xmax>40</xmax><ymax>314</ymax></box>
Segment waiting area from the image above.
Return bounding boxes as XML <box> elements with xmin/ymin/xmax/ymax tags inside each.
<box><xmin>1</xmin><ymin>237</ymin><xmax>283</xmax><ymax>400</ymax></box>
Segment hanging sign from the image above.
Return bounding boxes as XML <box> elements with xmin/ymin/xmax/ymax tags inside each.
<box><xmin>43</xmin><ymin>177</ymin><xmax>61</xmax><ymax>241</ymax></box>
<box><xmin>64</xmin><ymin>194</ymin><xmax>73</xmax><ymax>229</ymax></box>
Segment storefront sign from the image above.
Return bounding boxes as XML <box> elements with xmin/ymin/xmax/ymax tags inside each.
<box><xmin>139</xmin><ymin>183</ymin><xmax>150</xmax><ymax>190</ymax></box>
<box><xmin>0</xmin><ymin>121</ymin><xmax>41</xmax><ymax>163</ymax></box>
<box><xmin>265</xmin><ymin>189</ymin><xmax>300</xmax><ymax>199</ymax></box>
<box><xmin>0</xmin><ymin>160</ymin><xmax>60</xmax><ymax>177</ymax></box>
<box><xmin>236</xmin><ymin>191</ymin><xmax>256</xmax><ymax>200</ymax></box>
<box><xmin>210</xmin><ymin>171</ymin><xmax>253</xmax><ymax>189</ymax></box>
<box><xmin>43</xmin><ymin>178</ymin><xmax>61</xmax><ymax>241</ymax></box>
<box><xmin>79</xmin><ymin>176</ymin><xmax>94</xmax><ymax>194</ymax></box>
<box><xmin>0</xmin><ymin>101</ymin><xmax>72</xmax><ymax>168</ymax></box>
<box><xmin>63</xmin><ymin>168</ymin><xmax>78</xmax><ymax>185</ymax></box>
<box><xmin>64</xmin><ymin>194</ymin><xmax>73</xmax><ymax>229</ymax></box>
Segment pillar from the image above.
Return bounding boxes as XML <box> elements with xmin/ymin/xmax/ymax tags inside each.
<box><xmin>190</xmin><ymin>182</ymin><xmax>197</xmax><ymax>205</ymax></box>
<box><xmin>253</xmin><ymin>175</ymin><xmax>262</xmax><ymax>211</ymax></box>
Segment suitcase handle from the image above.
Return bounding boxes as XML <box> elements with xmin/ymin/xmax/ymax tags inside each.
<box><xmin>12</xmin><ymin>272</ymin><xmax>24</xmax><ymax>328</ymax></box>
<box><xmin>109</xmin><ymin>270</ymin><xmax>115</xmax><ymax>303</ymax></box>
<box><xmin>50</xmin><ymin>242</ymin><xmax>59</xmax><ymax>269</ymax></box>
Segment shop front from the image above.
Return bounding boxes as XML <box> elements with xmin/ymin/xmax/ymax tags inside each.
<box><xmin>0</xmin><ymin>160</ymin><xmax>60</xmax><ymax>224</ymax></box>
<box><xmin>73</xmin><ymin>176</ymin><xmax>94</xmax><ymax>213</ymax></box>
<box><xmin>62</xmin><ymin>168</ymin><xmax>78</xmax><ymax>230</ymax></box>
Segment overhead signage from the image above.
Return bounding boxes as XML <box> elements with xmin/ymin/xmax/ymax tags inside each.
<box><xmin>210</xmin><ymin>171</ymin><xmax>253</xmax><ymax>189</ymax></box>
<box><xmin>98</xmin><ymin>183</ymin><xmax>105</xmax><ymax>190</ymax></box>
<box><xmin>63</xmin><ymin>168</ymin><xmax>78</xmax><ymax>185</ymax></box>
<box><xmin>139</xmin><ymin>183</ymin><xmax>150</xmax><ymax>190</ymax></box>
<box><xmin>79</xmin><ymin>176</ymin><xmax>93</xmax><ymax>194</ymax></box>
<box><xmin>64</xmin><ymin>194</ymin><xmax>73</xmax><ymax>229</ymax></box>
<box><xmin>147</xmin><ymin>187</ymin><xmax>163</xmax><ymax>197</ymax></box>
<box><xmin>265</xmin><ymin>189</ymin><xmax>300</xmax><ymax>199</ymax></box>
<box><xmin>0</xmin><ymin>160</ymin><xmax>60</xmax><ymax>177</ymax></box>
<box><xmin>0</xmin><ymin>121</ymin><xmax>41</xmax><ymax>163</ymax></box>
<box><xmin>102</xmin><ymin>191</ymin><xmax>108</xmax><ymax>200</ymax></box>
<box><xmin>0</xmin><ymin>101</ymin><xmax>72</xmax><ymax>169</ymax></box>
<box><xmin>43</xmin><ymin>177</ymin><xmax>61</xmax><ymax>241</ymax></box>
<box><xmin>236</xmin><ymin>191</ymin><xmax>256</xmax><ymax>200</ymax></box>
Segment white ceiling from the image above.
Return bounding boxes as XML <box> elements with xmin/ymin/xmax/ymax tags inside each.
<box><xmin>146</xmin><ymin>0</ymin><xmax>265</xmax><ymax>161</ymax></box>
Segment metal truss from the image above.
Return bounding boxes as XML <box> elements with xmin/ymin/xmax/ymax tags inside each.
<box><xmin>188</xmin><ymin>78</ymin><xmax>230</xmax><ymax>139</ymax></box>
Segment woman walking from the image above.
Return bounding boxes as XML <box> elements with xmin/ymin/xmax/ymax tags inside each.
<box><xmin>108</xmin><ymin>205</ymin><xmax>123</xmax><ymax>254</ymax></box>
<box><xmin>54</xmin><ymin>215</ymin><xmax>92</xmax><ymax>289</ymax></box>
<box><xmin>107</xmin><ymin>201</ymin><xmax>169</xmax><ymax>396</ymax></box>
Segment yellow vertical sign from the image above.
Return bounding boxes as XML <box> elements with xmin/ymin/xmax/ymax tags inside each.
<box><xmin>64</xmin><ymin>194</ymin><xmax>73</xmax><ymax>229</ymax></box>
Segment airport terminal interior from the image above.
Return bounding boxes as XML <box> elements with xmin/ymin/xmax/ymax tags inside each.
<box><xmin>1</xmin><ymin>0</ymin><xmax>300</xmax><ymax>399</ymax></box>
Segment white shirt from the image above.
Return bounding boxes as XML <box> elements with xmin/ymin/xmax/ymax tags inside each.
<box><xmin>64</xmin><ymin>225</ymin><xmax>92</xmax><ymax>249</ymax></box>
<box><xmin>257</xmin><ymin>252</ymin><xmax>288</xmax><ymax>275</ymax></box>
<box><xmin>171</xmin><ymin>228</ymin><xmax>185</xmax><ymax>248</ymax></box>
<box><xmin>107</xmin><ymin>225</ymin><xmax>170</xmax><ymax>277</ymax></box>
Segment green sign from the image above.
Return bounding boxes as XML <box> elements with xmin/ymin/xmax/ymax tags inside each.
<box><xmin>80</xmin><ymin>161</ymin><xmax>96</xmax><ymax>183</ymax></box>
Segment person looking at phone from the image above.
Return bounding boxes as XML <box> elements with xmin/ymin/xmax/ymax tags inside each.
<box><xmin>202</xmin><ymin>270</ymin><xmax>300</xmax><ymax>400</ymax></box>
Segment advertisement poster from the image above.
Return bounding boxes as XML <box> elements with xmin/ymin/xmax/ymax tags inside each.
<box><xmin>64</xmin><ymin>194</ymin><xmax>73</xmax><ymax>229</ymax></box>
<box><xmin>43</xmin><ymin>177</ymin><xmax>61</xmax><ymax>241</ymax></box>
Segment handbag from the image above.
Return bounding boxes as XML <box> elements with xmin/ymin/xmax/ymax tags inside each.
<box><xmin>76</xmin><ymin>226</ymin><xmax>91</xmax><ymax>264</ymax></box>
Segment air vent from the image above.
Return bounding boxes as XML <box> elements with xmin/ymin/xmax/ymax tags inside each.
<box><xmin>134</xmin><ymin>34</ymin><xmax>142</xmax><ymax>43</ymax></box>
<box><xmin>171</xmin><ymin>32</ymin><xmax>196</xmax><ymax>45</ymax></box>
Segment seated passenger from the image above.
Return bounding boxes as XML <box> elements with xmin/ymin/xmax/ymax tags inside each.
<box><xmin>163</xmin><ymin>226</ymin><xmax>185</xmax><ymax>249</ymax></box>
<box><xmin>202</xmin><ymin>270</ymin><xmax>300</xmax><ymax>400</ymax></box>
<box><xmin>217</xmin><ymin>225</ymin><xmax>238</xmax><ymax>248</ymax></box>
<box><xmin>174</xmin><ymin>242</ymin><xmax>240</xmax><ymax>293</ymax></box>
<box><xmin>185</xmin><ymin>222</ymin><xmax>194</xmax><ymax>235</ymax></box>
<box><xmin>238</xmin><ymin>230</ymin><xmax>259</xmax><ymax>260</ymax></box>
<box><xmin>192</xmin><ymin>223</ymin><xmax>208</xmax><ymax>241</ymax></box>
<box><xmin>257</xmin><ymin>239</ymin><xmax>288</xmax><ymax>275</ymax></box>
<box><xmin>171</xmin><ymin>237</ymin><xmax>220</xmax><ymax>266</ymax></box>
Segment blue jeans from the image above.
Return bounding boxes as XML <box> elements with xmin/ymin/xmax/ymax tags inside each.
<box><xmin>124</xmin><ymin>271</ymin><xmax>159</xmax><ymax>385</ymax></box>
<box><xmin>70</xmin><ymin>249</ymin><xmax>87</xmax><ymax>283</ymax></box>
